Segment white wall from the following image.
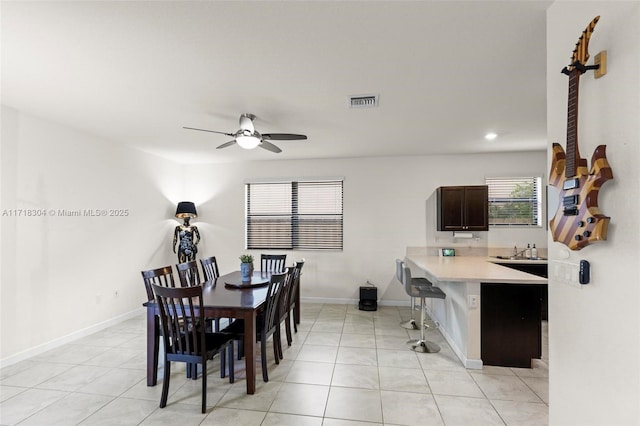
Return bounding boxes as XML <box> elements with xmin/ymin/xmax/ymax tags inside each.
<box><xmin>547</xmin><ymin>2</ymin><xmax>640</xmax><ymax>424</ymax></box>
<box><xmin>185</xmin><ymin>151</ymin><xmax>547</xmax><ymax>305</ymax></box>
<box><xmin>0</xmin><ymin>106</ymin><xmax>548</xmax><ymax>365</ymax></box>
<box><xmin>0</xmin><ymin>107</ymin><xmax>182</xmax><ymax>364</ymax></box>
<box><xmin>424</xmin><ymin>151</ymin><xmax>549</xmax><ymax>255</ymax></box>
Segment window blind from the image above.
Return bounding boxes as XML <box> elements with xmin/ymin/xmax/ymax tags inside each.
<box><xmin>246</xmin><ymin>180</ymin><xmax>343</xmax><ymax>250</ymax></box>
<box><xmin>486</xmin><ymin>177</ymin><xmax>542</xmax><ymax>226</ymax></box>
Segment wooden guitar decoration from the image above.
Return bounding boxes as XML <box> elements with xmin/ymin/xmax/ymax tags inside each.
<box><xmin>549</xmin><ymin>16</ymin><xmax>613</xmax><ymax>251</ymax></box>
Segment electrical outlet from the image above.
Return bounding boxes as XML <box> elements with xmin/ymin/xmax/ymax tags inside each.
<box><xmin>468</xmin><ymin>295</ymin><xmax>478</xmax><ymax>308</ymax></box>
<box><xmin>550</xmin><ymin>260</ymin><xmax>583</xmax><ymax>289</ymax></box>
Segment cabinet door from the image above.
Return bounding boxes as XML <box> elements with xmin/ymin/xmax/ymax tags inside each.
<box><xmin>481</xmin><ymin>283</ymin><xmax>542</xmax><ymax>368</ymax></box>
<box><xmin>464</xmin><ymin>186</ymin><xmax>489</xmax><ymax>231</ymax></box>
<box><xmin>437</xmin><ymin>187</ymin><xmax>464</xmax><ymax>230</ymax></box>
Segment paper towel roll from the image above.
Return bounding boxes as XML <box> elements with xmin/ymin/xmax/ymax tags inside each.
<box><xmin>453</xmin><ymin>232</ymin><xmax>473</xmax><ymax>239</ymax></box>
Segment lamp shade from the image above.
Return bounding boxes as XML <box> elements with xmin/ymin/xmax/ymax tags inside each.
<box><xmin>175</xmin><ymin>201</ymin><xmax>197</xmax><ymax>219</ymax></box>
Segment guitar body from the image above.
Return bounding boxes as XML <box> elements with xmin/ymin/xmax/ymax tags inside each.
<box><xmin>548</xmin><ymin>16</ymin><xmax>613</xmax><ymax>251</ymax></box>
<box><xmin>549</xmin><ymin>143</ymin><xmax>612</xmax><ymax>250</ymax></box>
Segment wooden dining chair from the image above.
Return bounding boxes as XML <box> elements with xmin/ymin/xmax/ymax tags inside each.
<box><xmin>260</xmin><ymin>254</ymin><xmax>287</xmax><ymax>273</ymax></box>
<box><xmin>274</xmin><ymin>268</ymin><xmax>295</xmax><ymax>360</ymax></box>
<box><xmin>221</xmin><ymin>270</ymin><xmax>288</xmax><ymax>382</ymax></box>
<box><xmin>141</xmin><ymin>265</ymin><xmax>176</xmax><ymax>302</ymax></box>
<box><xmin>144</xmin><ymin>264</ymin><xmax>205</xmax><ymax>379</ymax></box>
<box><xmin>199</xmin><ymin>256</ymin><xmax>220</xmax><ymax>281</ymax></box>
<box><xmin>178</xmin><ymin>259</ymin><xmax>225</xmax><ymax>337</ymax></box>
<box><xmin>284</xmin><ymin>260</ymin><xmax>304</xmax><ymax>344</ymax></box>
<box><xmin>140</xmin><ymin>265</ymin><xmax>179</xmax><ymax>382</ymax></box>
<box><xmin>151</xmin><ymin>284</ymin><xmax>234</xmax><ymax>413</ymax></box>
<box><xmin>199</xmin><ymin>256</ymin><xmax>225</xmax><ymax>331</ymax></box>
<box><xmin>176</xmin><ymin>260</ymin><xmax>201</xmax><ymax>287</ymax></box>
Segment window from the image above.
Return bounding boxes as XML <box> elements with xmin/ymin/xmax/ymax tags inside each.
<box><xmin>485</xmin><ymin>177</ymin><xmax>542</xmax><ymax>226</ymax></box>
<box><xmin>245</xmin><ymin>179</ymin><xmax>343</xmax><ymax>250</ymax></box>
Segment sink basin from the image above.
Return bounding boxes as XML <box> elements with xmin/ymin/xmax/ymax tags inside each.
<box><xmin>492</xmin><ymin>255</ymin><xmax>547</xmax><ymax>261</ymax></box>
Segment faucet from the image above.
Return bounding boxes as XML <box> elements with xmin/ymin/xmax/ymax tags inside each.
<box><xmin>511</xmin><ymin>248</ymin><xmax>528</xmax><ymax>259</ymax></box>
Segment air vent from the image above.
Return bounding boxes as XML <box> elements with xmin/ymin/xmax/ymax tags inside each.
<box><xmin>348</xmin><ymin>94</ymin><xmax>379</xmax><ymax>108</ymax></box>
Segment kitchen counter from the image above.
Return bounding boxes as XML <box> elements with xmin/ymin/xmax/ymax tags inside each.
<box><xmin>407</xmin><ymin>255</ymin><xmax>547</xmax><ymax>284</ymax></box>
<box><xmin>404</xmin><ymin>254</ymin><xmax>547</xmax><ymax>369</ymax></box>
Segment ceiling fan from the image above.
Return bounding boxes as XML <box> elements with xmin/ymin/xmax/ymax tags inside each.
<box><xmin>183</xmin><ymin>113</ymin><xmax>307</xmax><ymax>153</ymax></box>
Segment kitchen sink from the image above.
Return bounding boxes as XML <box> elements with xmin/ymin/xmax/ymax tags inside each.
<box><xmin>492</xmin><ymin>255</ymin><xmax>547</xmax><ymax>261</ymax></box>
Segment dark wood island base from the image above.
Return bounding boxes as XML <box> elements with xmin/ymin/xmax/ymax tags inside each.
<box><xmin>481</xmin><ymin>283</ymin><xmax>544</xmax><ymax>368</ymax></box>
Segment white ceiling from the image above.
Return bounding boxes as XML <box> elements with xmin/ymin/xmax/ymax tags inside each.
<box><xmin>1</xmin><ymin>1</ymin><xmax>551</xmax><ymax>164</ymax></box>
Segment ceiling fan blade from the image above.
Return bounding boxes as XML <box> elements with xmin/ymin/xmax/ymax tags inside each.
<box><xmin>183</xmin><ymin>126</ymin><xmax>234</xmax><ymax>137</ymax></box>
<box><xmin>258</xmin><ymin>140</ymin><xmax>282</xmax><ymax>153</ymax></box>
<box><xmin>216</xmin><ymin>140</ymin><xmax>237</xmax><ymax>150</ymax></box>
<box><xmin>239</xmin><ymin>114</ymin><xmax>255</xmax><ymax>133</ymax></box>
<box><xmin>262</xmin><ymin>133</ymin><xmax>307</xmax><ymax>141</ymax></box>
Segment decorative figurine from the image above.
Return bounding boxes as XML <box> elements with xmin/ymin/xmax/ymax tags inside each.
<box><xmin>173</xmin><ymin>201</ymin><xmax>200</xmax><ymax>263</ymax></box>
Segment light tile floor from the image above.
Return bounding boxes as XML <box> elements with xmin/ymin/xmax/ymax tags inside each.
<box><xmin>0</xmin><ymin>303</ymin><xmax>548</xmax><ymax>425</ymax></box>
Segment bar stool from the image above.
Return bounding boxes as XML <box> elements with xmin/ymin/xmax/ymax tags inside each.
<box><xmin>402</xmin><ymin>264</ymin><xmax>446</xmax><ymax>353</ymax></box>
<box><xmin>396</xmin><ymin>259</ymin><xmax>432</xmax><ymax>330</ymax></box>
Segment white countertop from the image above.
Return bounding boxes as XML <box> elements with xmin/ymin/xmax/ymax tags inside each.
<box><xmin>406</xmin><ymin>255</ymin><xmax>548</xmax><ymax>284</ymax></box>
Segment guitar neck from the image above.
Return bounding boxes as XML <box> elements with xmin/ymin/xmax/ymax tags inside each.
<box><xmin>565</xmin><ymin>69</ymin><xmax>581</xmax><ymax>178</ymax></box>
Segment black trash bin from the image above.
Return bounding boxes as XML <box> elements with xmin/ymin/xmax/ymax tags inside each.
<box><xmin>358</xmin><ymin>284</ymin><xmax>377</xmax><ymax>311</ymax></box>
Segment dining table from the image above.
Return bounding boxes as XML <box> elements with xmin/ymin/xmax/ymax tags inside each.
<box><xmin>145</xmin><ymin>270</ymin><xmax>272</xmax><ymax>395</ymax></box>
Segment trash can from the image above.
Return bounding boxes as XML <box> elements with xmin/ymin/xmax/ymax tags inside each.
<box><xmin>358</xmin><ymin>283</ymin><xmax>377</xmax><ymax>311</ymax></box>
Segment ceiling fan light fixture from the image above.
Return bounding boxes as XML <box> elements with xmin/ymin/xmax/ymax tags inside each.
<box><xmin>484</xmin><ymin>132</ymin><xmax>498</xmax><ymax>140</ymax></box>
<box><xmin>236</xmin><ymin>135</ymin><xmax>261</xmax><ymax>149</ymax></box>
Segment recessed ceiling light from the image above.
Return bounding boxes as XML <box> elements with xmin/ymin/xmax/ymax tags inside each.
<box><xmin>484</xmin><ymin>132</ymin><xmax>498</xmax><ymax>140</ymax></box>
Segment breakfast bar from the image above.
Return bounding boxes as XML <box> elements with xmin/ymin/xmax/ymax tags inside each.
<box><xmin>405</xmin><ymin>253</ymin><xmax>547</xmax><ymax>369</ymax></box>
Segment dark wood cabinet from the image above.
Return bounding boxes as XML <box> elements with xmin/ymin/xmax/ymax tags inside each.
<box><xmin>481</xmin><ymin>283</ymin><xmax>543</xmax><ymax>368</ymax></box>
<box><xmin>436</xmin><ymin>185</ymin><xmax>488</xmax><ymax>231</ymax></box>
<box><xmin>494</xmin><ymin>263</ymin><xmax>548</xmax><ymax>320</ymax></box>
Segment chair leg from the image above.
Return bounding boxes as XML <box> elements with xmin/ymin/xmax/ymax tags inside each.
<box><xmin>228</xmin><ymin>343</ymin><xmax>235</xmax><ymax>383</ymax></box>
<box><xmin>160</xmin><ymin>359</ymin><xmax>171</xmax><ymax>408</ymax></box>
<box><xmin>191</xmin><ymin>363</ymin><xmax>198</xmax><ymax>380</ymax></box>
<box><xmin>273</xmin><ymin>329</ymin><xmax>281</xmax><ymax>364</ymax></box>
<box><xmin>201</xmin><ymin>359</ymin><xmax>207</xmax><ymax>414</ymax></box>
<box><xmin>285</xmin><ymin>313</ymin><xmax>293</xmax><ymax>346</ymax></box>
<box><xmin>261</xmin><ymin>338</ymin><xmax>269</xmax><ymax>382</ymax></box>
<box><xmin>220</xmin><ymin>347</ymin><xmax>227</xmax><ymax>379</ymax></box>
<box><xmin>237</xmin><ymin>339</ymin><xmax>244</xmax><ymax>360</ymax></box>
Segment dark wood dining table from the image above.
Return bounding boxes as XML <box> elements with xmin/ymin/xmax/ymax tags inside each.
<box><xmin>145</xmin><ymin>270</ymin><xmax>271</xmax><ymax>394</ymax></box>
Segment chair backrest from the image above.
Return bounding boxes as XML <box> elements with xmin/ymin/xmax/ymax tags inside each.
<box><xmin>176</xmin><ymin>260</ymin><xmax>201</xmax><ymax>287</ymax></box>
<box><xmin>395</xmin><ymin>259</ymin><xmax>405</xmax><ymax>284</ymax></box>
<box><xmin>152</xmin><ymin>284</ymin><xmax>205</xmax><ymax>359</ymax></box>
<box><xmin>289</xmin><ymin>260</ymin><xmax>305</xmax><ymax>310</ymax></box>
<box><xmin>402</xmin><ymin>264</ymin><xmax>414</xmax><ymax>292</ymax></box>
<box><xmin>261</xmin><ymin>254</ymin><xmax>287</xmax><ymax>273</ymax></box>
<box><xmin>141</xmin><ymin>266</ymin><xmax>176</xmax><ymax>301</ymax></box>
<box><xmin>263</xmin><ymin>271</ymin><xmax>287</xmax><ymax>332</ymax></box>
<box><xmin>403</xmin><ymin>265</ymin><xmax>426</xmax><ymax>295</ymax></box>
<box><xmin>277</xmin><ymin>268</ymin><xmax>294</xmax><ymax>320</ymax></box>
<box><xmin>199</xmin><ymin>256</ymin><xmax>220</xmax><ymax>281</ymax></box>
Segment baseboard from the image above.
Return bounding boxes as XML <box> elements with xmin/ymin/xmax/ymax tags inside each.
<box><xmin>300</xmin><ymin>297</ymin><xmax>409</xmax><ymax>307</ymax></box>
<box><xmin>0</xmin><ymin>308</ymin><xmax>144</xmax><ymax>369</ymax></box>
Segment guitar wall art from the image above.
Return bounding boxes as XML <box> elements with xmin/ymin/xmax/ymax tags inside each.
<box><xmin>549</xmin><ymin>16</ymin><xmax>613</xmax><ymax>251</ymax></box>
